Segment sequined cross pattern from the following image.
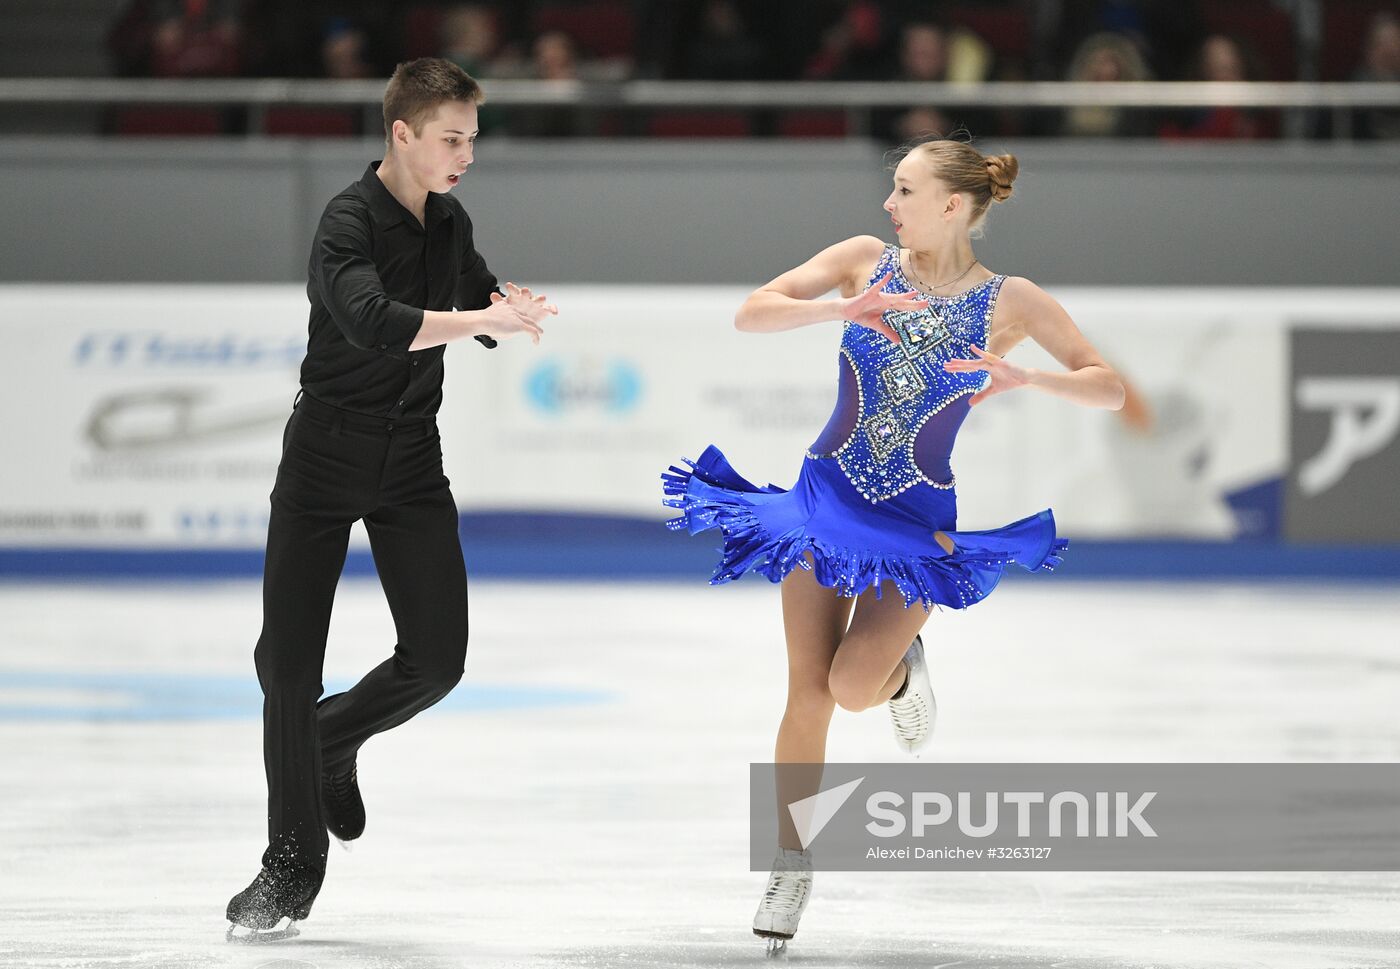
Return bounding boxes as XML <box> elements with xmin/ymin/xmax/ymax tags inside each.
<box><xmin>830</xmin><ymin>245</ymin><xmax>1005</xmax><ymax>503</ymax></box>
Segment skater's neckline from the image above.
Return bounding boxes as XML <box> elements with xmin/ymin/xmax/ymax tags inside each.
<box><xmin>890</xmin><ymin>246</ymin><xmax>1003</xmax><ymax>302</ymax></box>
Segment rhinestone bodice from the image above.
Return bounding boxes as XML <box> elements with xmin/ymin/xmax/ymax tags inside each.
<box><xmin>808</xmin><ymin>244</ymin><xmax>1006</xmax><ymax>503</ymax></box>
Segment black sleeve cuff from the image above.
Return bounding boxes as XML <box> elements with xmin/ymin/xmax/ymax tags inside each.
<box><xmin>371</xmin><ymin>304</ymin><xmax>425</xmax><ymax>359</ymax></box>
<box><xmin>472</xmin><ymin>284</ymin><xmax>505</xmax><ymax>349</ymax></box>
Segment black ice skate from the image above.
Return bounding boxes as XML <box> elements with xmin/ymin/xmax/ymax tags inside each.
<box><xmin>225</xmin><ymin>864</ymin><xmax>323</xmax><ymax>942</ymax></box>
<box><xmin>322</xmin><ymin>761</ymin><xmax>366</xmax><ymax>843</ymax></box>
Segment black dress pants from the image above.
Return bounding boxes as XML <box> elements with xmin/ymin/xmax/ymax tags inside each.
<box><xmin>254</xmin><ymin>391</ymin><xmax>468</xmax><ymax>870</ymax></box>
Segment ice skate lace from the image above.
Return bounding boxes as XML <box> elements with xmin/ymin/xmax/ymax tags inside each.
<box><xmin>325</xmin><ymin>765</ymin><xmax>357</xmax><ymax>802</ymax></box>
<box><xmin>889</xmin><ymin>688</ymin><xmax>928</xmax><ymax>745</ymax></box>
<box><xmin>761</xmin><ymin>869</ymin><xmax>811</xmax><ymax>914</ymax></box>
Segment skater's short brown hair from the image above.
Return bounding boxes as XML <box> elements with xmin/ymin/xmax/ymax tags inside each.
<box><xmin>382</xmin><ymin>57</ymin><xmax>485</xmax><ymax>147</ymax></box>
<box><xmin>894</xmin><ymin>134</ymin><xmax>1019</xmax><ymax>226</ymax></box>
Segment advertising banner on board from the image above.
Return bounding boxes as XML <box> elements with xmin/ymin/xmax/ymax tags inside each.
<box><xmin>1</xmin><ymin>285</ymin><xmax>1396</xmax><ymax>553</ymax></box>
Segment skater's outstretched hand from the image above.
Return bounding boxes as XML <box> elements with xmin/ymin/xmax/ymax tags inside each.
<box><xmin>480</xmin><ymin>298</ymin><xmax>546</xmax><ymax>344</ymax></box>
<box><xmin>842</xmin><ymin>271</ymin><xmax>926</xmax><ymax>345</ymax></box>
<box><xmin>485</xmin><ymin>282</ymin><xmax>558</xmax><ymax>344</ymax></box>
<box><xmin>493</xmin><ymin>282</ymin><xmax>558</xmax><ymax>320</ymax></box>
<box><xmin>943</xmin><ymin>344</ymin><xmax>1030</xmax><ymax>406</ymax></box>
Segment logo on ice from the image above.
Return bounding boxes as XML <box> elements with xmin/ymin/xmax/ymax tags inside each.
<box><xmin>790</xmin><ymin>777</ymin><xmax>1156</xmax><ymax>849</ymax></box>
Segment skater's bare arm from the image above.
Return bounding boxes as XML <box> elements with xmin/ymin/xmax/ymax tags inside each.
<box><xmin>411</xmin><ymin>285</ymin><xmax>555</xmax><ymax>350</ymax></box>
<box><xmin>944</xmin><ymin>277</ymin><xmax>1125</xmax><ymax>410</ymax></box>
<box><xmin>734</xmin><ymin>236</ymin><xmax>924</xmax><ymax>343</ymax></box>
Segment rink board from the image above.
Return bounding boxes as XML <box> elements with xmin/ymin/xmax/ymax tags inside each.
<box><xmin>2</xmin><ymin>284</ymin><xmax>1398</xmax><ymax>576</ymax></box>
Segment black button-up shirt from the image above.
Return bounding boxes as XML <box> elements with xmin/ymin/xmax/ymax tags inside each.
<box><xmin>301</xmin><ymin>161</ymin><xmax>498</xmax><ymax>419</ymax></box>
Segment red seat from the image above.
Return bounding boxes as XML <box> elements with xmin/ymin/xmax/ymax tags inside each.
<box><xmin>263</xmin><ymin>107</ymin><xmax>356</xmax><ymax>137</ymax></box>
<box><xmin>404</xmin><ymin>5</ymin><xmax>447</xmax><ymax>60</ymax></box>
<box><xmin>531</xmin><ymin>1</ymin><xmax>635</xmax><ymax>59</ymax></box>
<box><xmin>114</xmin><ymin>107</ymin><xmax>223</xmax><ymax>136</ymax></box>
<box><xmin>647</xmin><ymin>111</ymin><xmax>751</xmax><ymax>138</ymax></box>
<box><xmin>778</xmin><ymin>110</ymin><xmax>849</xmax><ymax>138</ymax></box>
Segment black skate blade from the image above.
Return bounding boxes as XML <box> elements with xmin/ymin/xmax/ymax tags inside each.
<box><xmin>225</xmin><ymin>918</ymin><xmax>301</xmax><ymax>943</ymax></box>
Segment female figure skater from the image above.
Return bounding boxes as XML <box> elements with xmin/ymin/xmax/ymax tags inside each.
<box><xmin>662</xmin><ymin>138</ymin><xmax>1125</xmax><ymax>956</ymax></box>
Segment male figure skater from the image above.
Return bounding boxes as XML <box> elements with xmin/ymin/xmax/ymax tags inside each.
<box><xmin>226</xmin><ymin>57</ymin><xmax>557</xmax><ymax>939</ymax></box>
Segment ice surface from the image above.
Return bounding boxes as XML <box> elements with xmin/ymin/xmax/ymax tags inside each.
<box><xmin>0</xmin><ymin>579</ymin><xmax>1397</xmax><ymax>968</ymax></box>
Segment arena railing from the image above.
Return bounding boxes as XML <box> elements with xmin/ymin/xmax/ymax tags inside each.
<box><xmin>1</xmin><ymin>79</ymin><xmax>1398</xmax><ymax>138</ymax></box>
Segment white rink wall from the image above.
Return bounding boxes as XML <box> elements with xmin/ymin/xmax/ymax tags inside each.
<box><xmin>2</xmin><ymin>284</ymin><xmax>1399</xmax><ymax>561</ymax></box>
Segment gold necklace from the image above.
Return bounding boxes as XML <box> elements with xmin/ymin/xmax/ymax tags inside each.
<box><xmin>904</xmin><ymin>251</ymin><xmax>979</xmax><ymax>295</ymax></box>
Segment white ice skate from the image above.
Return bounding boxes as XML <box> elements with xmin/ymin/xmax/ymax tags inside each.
<box><xmin>752</xmin><ymin>846</ymin><xmax>813</xmax><ymax>958</ymax></box>
<box><xmin>888</xmin><ymin>635</ymin><xmax>936</xmax><ymax>756</ymax></box>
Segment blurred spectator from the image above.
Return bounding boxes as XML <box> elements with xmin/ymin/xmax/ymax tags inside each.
<box><xmin>1352</xmin><ymin>11</ymin><xmax>1400</xmax><ymax>139</ymax></box>
<box><xmin>1060</xmin><ymin>32</ymin><xmax>1153</xmax><ymax>137</ymax></box>
<box><xmin>533</xmin><ymin>30</ymin><xmax>579</xmax><ymax>81</ymax></box>
<box><xmin>109</xmin><ymin>0</ymin><xmax>244</xmax><ymax>77</ymax></box>
<box><xmin>894</xmin><ymin>107</ymin><xmax>951</xmax><ymax>143</ymax></box>
<box><xmin>510</xmin><ymin>30</ymin><xmax>581</xmax><ymax>136</ymax></box>
<box><xmin>901</xmin><ymin>20</ymin><xmax>949</xmax><ymax>79</ymax></box>
<box><xmin>1048</xmin><ymin>0</ymin><xmax>1204</xmax><ymax>81</ymax></box>
<box><xmin>440</xmin><ymin>5</ymin><xmax>507</xmax><ymax>135</ymax></box>
<box><xmin>675</xmin><ymin>0</ymin><xmax>767</xmax><ymax>80</ymax></box>
<box><xmin>877</xmin><ymin>22</ymin><xmax>952</xmax><ymax>142</ymax></box>
<box><xmin>320</xmin><ymin>18</ymin><xmax>373</xmax><ymax>79</ymax></box>
<box><xmin>441</xmin><ymin>4</ymin><xmax>500</xmax><ymax>76</ymax></box>
<box><xmin>875</xmin><ymin>21</ymin><xmax>994</xmax><ymax>144</ymax></box>
<box><xmin>943</xmin><ymin>24</ymin><xmax>994</xmax><ymax>84</ymax></box>
<box><xmin>801</xmin><ymin>0</ymin><xmax>889</xmax><ymax>81</ymax></box>
<box><xmin>150</xmin><ymin>0</ymin><xmax>243</xmax><ymax>76</ymax></box>
<box><xmin>1200</xmin><ymin>33</ymin><xmax>1251</xmax><ymax>81</ymax></box>
<box><xmin>1160</xmin><ymin>34</ymin><xmax>1273</xmax><ymax>139</ymax></box>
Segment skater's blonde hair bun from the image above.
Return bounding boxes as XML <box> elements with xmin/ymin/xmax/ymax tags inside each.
<box><xmin>895</xmin><ymin>134</ymin><xmax>1019</xmax><ymax>226</ymax></box>
<box><xmin>985</xmin><ymin>153</ymin><xmax>1018</xmax><ymax>203</ymax></box>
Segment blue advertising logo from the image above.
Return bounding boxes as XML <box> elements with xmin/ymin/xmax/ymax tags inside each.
<box><xmin>525</xmin><ymin>357</ymin><xmax>643</xmax><ymax>417</ymax></box>
<box><xmin>176</xmin><ymin>507</ymin><xmax>271</xmax><ymax>540</ymax></box>
<box><xmin>74</xmin><ymin>331</ymin><xmax>304</xmax><ymax>369</ymax></box>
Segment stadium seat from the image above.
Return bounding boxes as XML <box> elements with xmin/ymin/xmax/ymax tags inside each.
<box><xmin>647</xmin><ymin>112</ymin><xmax>752</xmax><ymax>138</ymax></box>
<box><xmin>777</xmin><ymin>111</ymin><xmax>850</xmax><ymax>138</ymax></box>
<box><xmin>114</xmin><ymin>107</ymin><xmax>223</xmax><ymax>136</ymax></box>
<box><xmin>404</xmin><ymin>5</ymin><xmax>448</xmax><ymax>60</ymax></box>
<box><xmin>263</xmin><ymin>107</ymin><xmax>356</xmax><ymax>137</ymax></box>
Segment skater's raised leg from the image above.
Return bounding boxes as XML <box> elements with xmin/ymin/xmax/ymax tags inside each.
<box><xmin>886</xmin><ymin>635</ymin><xmax>937</xmax><ymax>756</ymax></box>
<box><xmin>828</xmin><ymin>588</ymin><xmax>937</xmax><ymax>754</ymax></box>
<box><xmin>316</xmin><ymin>472</ymin><xmax>470</xmax><ymax>841</ymax></box>
<box><xmin>827</xmin><ymin>585</ymin><xmax>931</xmax><ymax>714</ymax></box>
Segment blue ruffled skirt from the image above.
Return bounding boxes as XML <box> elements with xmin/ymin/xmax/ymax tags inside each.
<box><xmin>662</xmin><ymin>445</ymin><xmax>1067</xmax><ymax>611</ymax></box>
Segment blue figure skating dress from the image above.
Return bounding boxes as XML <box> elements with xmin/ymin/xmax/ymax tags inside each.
<box><xmin>662</xmin><ymin>244</ymin><xmax>1067</xmax><ymax>610</ymax></box>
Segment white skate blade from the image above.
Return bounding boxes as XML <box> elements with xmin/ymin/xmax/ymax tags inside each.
<box><xmin>332</xmin><ymin>836</ymin><xmax>354</xmax><ymax>853</ymax></box>
<box><xmin>225</xmin><ymin>918</ymin><xmax>300</xmax><ymax>943</ymax></box>
<box><xmin>761</xmin><ymin>936</ymin><xmax>789</xmax><ymax>959</ymax></box>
